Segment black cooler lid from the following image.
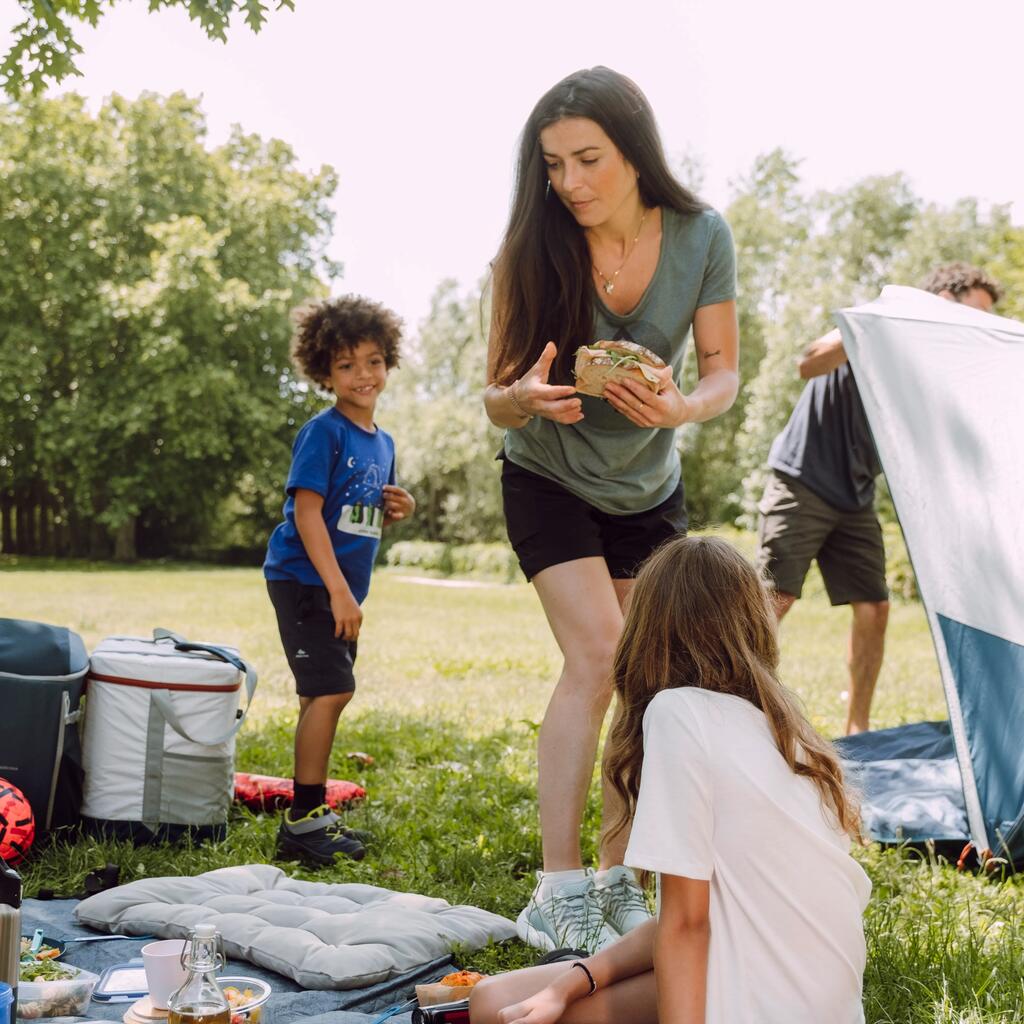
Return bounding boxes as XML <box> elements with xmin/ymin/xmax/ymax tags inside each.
<box><xmin>0</xmin><ymin>618</ymin><xmax>88</xmax><ymax>677</ymax></box>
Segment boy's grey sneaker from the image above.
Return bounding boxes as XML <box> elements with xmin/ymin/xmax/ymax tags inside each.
<box><xmin>516</xmin><ymin>871</ymin><xmax>619</xmax><ymax>953</ymax></box>
<box><xmin>593</xmin><ymin>865</ymin><xmax>651</xmax><ymax>934</ymax></box>
<box><xmin>337</xmin><ymin>825</ymin><xmax>374</xmax><ymax>845</ymax></box>
<box><xmin>277</xmin><ymin>804</ymin><xmax>366</xmax><ymax>865</ymax></box>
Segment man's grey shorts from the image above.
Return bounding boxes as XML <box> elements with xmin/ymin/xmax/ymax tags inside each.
<box><xmin>756</xmin><ymin>471</ymin><xmax>888</xmax><ymax>606</ymax></box>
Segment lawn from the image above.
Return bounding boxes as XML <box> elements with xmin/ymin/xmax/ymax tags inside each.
<box><xmin>2</xmin><ymin>549</ymin><xmax>1022</xmax><ymax>1023</ymax></box>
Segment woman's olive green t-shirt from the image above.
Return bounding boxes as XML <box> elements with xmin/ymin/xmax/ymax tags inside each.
<box><xmin>503</xmin><ymin>206</ymin><xmax>737</xmax><ymax>515</ymax></box>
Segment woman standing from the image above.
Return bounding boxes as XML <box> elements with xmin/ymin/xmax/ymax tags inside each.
<box><xmin>485</xmin><ymin>67</ymin><xmax>739</xmax><ymax>952</ymax></box>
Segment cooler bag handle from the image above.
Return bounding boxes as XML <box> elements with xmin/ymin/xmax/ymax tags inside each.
<box><xmin>148</xmin><ymin>628</ymin><xmax>258</xmax><ymax>746</ymax></box>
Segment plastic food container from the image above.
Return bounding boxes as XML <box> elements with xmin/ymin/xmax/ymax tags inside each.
<box><xmin>218</xmin><ymin>976</ymin><xmax>271</xmax><ymax>1024</ymax></box>
<box><xmin>17</xmin><ymin>963</ymin><xmax>99</xmax><ymax>1019</ymax></box>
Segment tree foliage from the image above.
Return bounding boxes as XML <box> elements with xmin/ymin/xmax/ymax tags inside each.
<box><xmin>2</xmin><ymin>1</ymin><xmax>294</xmax><ymax>97</ymax></box>
<box><xmin>379</xmin><ymin>156</ymin><xmax>1021</xmax><ymax>544</ymax></box>
<box><xmin>726</xmin><ymin>160</ymin><xmax>1016</xmax><ymax>525</ymax></box>
<box><xmin>377</xmin><ymin>279</ymin><xmax>506</xmax><ymax>546</ymax></box>
<box><xmin>680</xmin><ymin>150</ymin><xmax>807</xmax><ymax>525</ymax></box>
<box><xmin>0</xmin><ymin>91</ymin><xmax>336</xmax><ymax>558</ymax></box>
<box><xmin>2</xmin><ymin>95</ymin><xmax>1020</xmax><ymax>559</ymax></box>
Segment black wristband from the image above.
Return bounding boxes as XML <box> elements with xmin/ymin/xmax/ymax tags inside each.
<box><xmin>570</xmin><ymin>960</ymin><xmax>597</xmax><ymax>996</ymax></box>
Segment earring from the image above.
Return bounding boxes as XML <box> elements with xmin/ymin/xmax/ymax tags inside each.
<box><xmin>545</xmin><ymin>180</ymin><xmax>551</xmax><ymax>200</ymax></box>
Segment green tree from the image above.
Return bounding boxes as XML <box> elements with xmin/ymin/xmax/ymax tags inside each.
<box><xmin>380</xmin><ymin>154</ymin><xmax>1023</xmax><ymax>541</ymax></box>
<box><xmin>731</xmin><ymin>171</ymin><xmax>921</xmax><ymax>523</ymax></box>
<box><xmin>378</xmin><ymin>279</ymin><xmax>506</xmax><ymax>546</ymax></box>
<box><xmin>989</xmin><ymin>224</ymin><xmax>1024</xmax><ymax>323</ymax></box>
<box><xmin>2</xmin><ymin>0</ymin><xmax>294</xmax><ymax>96</ymax></box>
<box><xmin>680</xmin><ymin>149</ymin><xmax>809</xmax><ymax>525</ymax></box>
<box><xmin>888</xmin><ymin>199</ymin><xmax>1017</xmax><ymax>313</ymax></box>
<box><xmin>0</xmin><ymin>91</ymin><xmax>336</xmax><ymax>558</ymax></box>
<box><xmin>0</xmin><ymin>93</ymin><xmax>113</xmax><ymax>553</ymax></box>
<box><xmin>732</xmin><ymin>167</ymin><xmax>1018</xmax><ymax>524</ymax></box>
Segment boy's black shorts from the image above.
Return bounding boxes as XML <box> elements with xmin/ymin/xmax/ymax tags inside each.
<box><xmin>266</xmin><ymin>580</ymin><xmax>357</xmax><ymax>697</ymax></box>
<box><xmin>501</xmin><ymin>457</ymin><xmax>687</xmax><ymax>581</ymax></box>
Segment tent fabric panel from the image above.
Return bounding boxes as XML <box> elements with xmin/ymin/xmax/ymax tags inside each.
<box><xmin>836</xmin><ymin>287</ymin><xmax>1024</xmax><ymax>648</ymax></box>
<box><xmin>938</xmin><ymin>614</ymin><xmax>1024</xmax><ymax>835</ymax></box>
<box><xmin>835</xmin><ymin>286</ymin><xmax>1024</xmax><ymax>853</ymax></box>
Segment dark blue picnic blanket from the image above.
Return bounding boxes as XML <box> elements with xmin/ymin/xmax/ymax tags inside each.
<box><xmin>21</xmin><ymin>899</ymin><xmax>445</xmax><ymax>1023</ymax></box>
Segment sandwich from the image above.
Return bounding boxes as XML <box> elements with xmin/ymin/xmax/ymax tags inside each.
<box><xmin>415</xmin><ymin>971</ymin><xmax>486</xmax><ymax>1007</ymax></box>
<box><xmin>573</xmin><ymin>340</ymin><xmax>666</xmax><ymax>398</ymax></box>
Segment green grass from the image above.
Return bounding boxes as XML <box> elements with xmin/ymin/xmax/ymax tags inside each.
<box><xmin>2</xmin><ymin>548</ymin><xmax>1022</xmax><ymax>1023</ymax></box>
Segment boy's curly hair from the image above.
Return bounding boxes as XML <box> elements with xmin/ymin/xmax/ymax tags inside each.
<box><xmin>920</xmin><ymin>262</ymin><xmax>1002</xmax><ymax>305</ymax></box>
<box><xmin>290</xmin><ymin>295</ymin><xmax>403</xmax><ymax>386</ymax></box>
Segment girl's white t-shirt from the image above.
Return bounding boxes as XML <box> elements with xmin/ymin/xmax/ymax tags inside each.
<box><xmin>624</xmin><ymin>687</ymin><xmax>871</xmax><ymax>1024</ymax></box>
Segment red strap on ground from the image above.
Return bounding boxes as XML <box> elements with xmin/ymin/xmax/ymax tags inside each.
<box><xmin>956</xmin><ymin>842</ymin><xmax>974</xmax><ymax>871</ymax></box>
<box><xmin>233</xmin><ymin>772</ymin><xmax>365</xmax><ymax>811</ymax></box>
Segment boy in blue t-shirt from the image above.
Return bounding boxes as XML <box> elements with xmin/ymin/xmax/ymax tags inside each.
<box><xmin>264</xmin><ymin>295</ymin><xmax>415</xmax><ymax>864</ymax></box>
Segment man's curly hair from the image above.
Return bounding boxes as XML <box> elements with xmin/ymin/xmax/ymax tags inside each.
<box><xmin>290</xmin><ymin>295</ymin><xmax>403</xmax><ymax>387</ymax></box>
<box><xmin>920</xmin><ymin>262</ymin><xmax>1002</xmax><ymax>305</ymax></box>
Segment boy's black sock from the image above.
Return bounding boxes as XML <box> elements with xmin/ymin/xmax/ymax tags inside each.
<box><xmin>292</xmin><ymin>782</ymin><xmax>326</xmax><ymax>819</ymax></box>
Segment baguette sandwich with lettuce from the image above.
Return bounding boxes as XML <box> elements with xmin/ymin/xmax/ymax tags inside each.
<box><xmin>573</xmin><ymin>340</ymin><xmax>666</xmax><ymax>398</ymax></box>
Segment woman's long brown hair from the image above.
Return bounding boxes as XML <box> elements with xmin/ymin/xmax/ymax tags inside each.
<box><xmin>490</xmin><ymin>67</ymin><xmax>707</xmax><ymax>387</ymax></box>
<box><xmin>605</xmin><ymin>536</ymin><xmax>862</xmax><ymax>845</ymax></box>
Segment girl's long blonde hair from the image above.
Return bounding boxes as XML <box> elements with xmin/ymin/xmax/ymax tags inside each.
<box><xmin>605</xmin><ymin>536</ymin><xmax>862</xmax><ymax>843</ymax></box>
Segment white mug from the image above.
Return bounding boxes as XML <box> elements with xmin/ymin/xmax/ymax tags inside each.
<box><xmin>141</xmin><ymin>938</ymin><xmax>188</xmax><ymax>1010</ymax></box>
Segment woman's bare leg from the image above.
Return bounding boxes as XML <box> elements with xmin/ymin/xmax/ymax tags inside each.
<box><xmin>596</xmin><ymin>578</ymin><xmax>635</xmax><ymax>870</ymax></box>
<box><xmin>532</xmin><ymin>558</ymin><xmax>624</xmax><ymax>871</ymax></box>
<box><xmin>470</xmin><ymin>963</ymin><xmax>658</xmax><ymax>1024</ymax></box>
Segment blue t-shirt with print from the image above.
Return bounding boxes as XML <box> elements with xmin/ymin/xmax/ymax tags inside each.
<box><xmin>263</xmin><ymin>407</ymin><xmax>396</xmax><ymax>603</ymax></box>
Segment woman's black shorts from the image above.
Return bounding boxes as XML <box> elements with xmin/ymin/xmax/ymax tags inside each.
<box><xmin>501</xmin><ymin>458</ymin><xmax>687</xmax><ymax>581</ymax></box>
<box><xmin>267</xmin><ymin>579</ymin><xmax>357</xmax><ymax>697</ymax></box>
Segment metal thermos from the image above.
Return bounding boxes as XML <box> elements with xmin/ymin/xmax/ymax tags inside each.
<box><xmin>0</xmin><ymin>860</ymin><xmax>21</xmax><ymax>1021</ymax></box>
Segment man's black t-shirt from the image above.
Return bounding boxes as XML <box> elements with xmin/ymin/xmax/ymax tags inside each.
<box><xmin>767</xmin><ymin>362</ymin><xmax>882</xmax><ymax>512</ymax></box>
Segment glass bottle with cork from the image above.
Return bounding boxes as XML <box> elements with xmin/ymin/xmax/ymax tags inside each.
<box><xmin>166</xmin><ymin>923</ymin><xmax>230</xmax><ymax>1024</ymax></box>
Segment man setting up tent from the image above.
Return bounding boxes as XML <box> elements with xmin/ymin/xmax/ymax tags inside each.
<box><xmin>756</xmin><ymin>262</ymin><xmax>1002</xmax><ymax>734</ymax></box>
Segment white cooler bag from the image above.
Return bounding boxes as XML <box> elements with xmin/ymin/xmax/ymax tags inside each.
<box><xmin>81</xmin><ymin>628</ymin><xmax>257</xmax><ymax>842</ymax></box>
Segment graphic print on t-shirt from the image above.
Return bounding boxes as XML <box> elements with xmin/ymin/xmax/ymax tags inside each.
<box><xmin>337</xmin><ymin>457</ymin><xmax>387</xmax><ymax>538</ymax></box>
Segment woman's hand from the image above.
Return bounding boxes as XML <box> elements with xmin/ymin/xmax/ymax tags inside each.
<box><xmin>496</xmin><ymin>988</ymin><xmax>570</xmax><ymax>1024</ymax></box>
<box><xmin>604</xmin><ymin>367</ymin><xmax>691</xmax><ymax>428</ymax></box>
<box><xmin>516</xmin><ymin>342</ymin><xmax>584</xmax><ymax>424</ymax></box>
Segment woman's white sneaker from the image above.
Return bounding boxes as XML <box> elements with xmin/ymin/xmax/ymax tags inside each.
<box><xmin>516</xmin><ymin>870</ymin><xmax>619</xmax><ymax>953</ymax></box>
<box><xmin>593</xmin><ymin>865</ymin><xmax>652</xmax><ymax>934</ymax></box>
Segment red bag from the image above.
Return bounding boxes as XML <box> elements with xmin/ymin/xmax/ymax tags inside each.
<box><xmin>233</xmin><ymin>773</ymin><xmax>365</xmax><ymax>811</ymax></box>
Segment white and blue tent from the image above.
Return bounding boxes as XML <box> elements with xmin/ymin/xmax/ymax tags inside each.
<box><xmin>833</xmin><ymin>286</ymin><xmax>1024</xmax><ymax>867</ymax></box>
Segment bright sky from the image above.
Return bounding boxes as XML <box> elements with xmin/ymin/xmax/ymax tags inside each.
<box><xmin>2</xmin><ymin>0</ymin><xmax>1021</xmax><ymax>328</ymax></box>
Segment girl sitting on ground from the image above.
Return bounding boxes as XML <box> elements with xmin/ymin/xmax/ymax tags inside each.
<box><xmin>470</xmin><ymin>535</ymin><xmax>871</xmax><ymax>1024</ymax></box>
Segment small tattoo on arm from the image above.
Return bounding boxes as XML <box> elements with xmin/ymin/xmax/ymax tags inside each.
<box><xmin>700</xmin><ymin>348</ymin><xmax>722</xmax><ymax>360</ymax></box>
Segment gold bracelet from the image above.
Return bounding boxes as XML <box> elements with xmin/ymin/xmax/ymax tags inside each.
<box><xmin>507</xmin><ymin>379</ymin><xmax>532</xmax><ymax>421</ymax></box>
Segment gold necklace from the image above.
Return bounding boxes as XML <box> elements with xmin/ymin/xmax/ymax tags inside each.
<box><xmin>592</xmin><ymin>210</ymin><xmax>648</xmax><ymax>296</ymax></box>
